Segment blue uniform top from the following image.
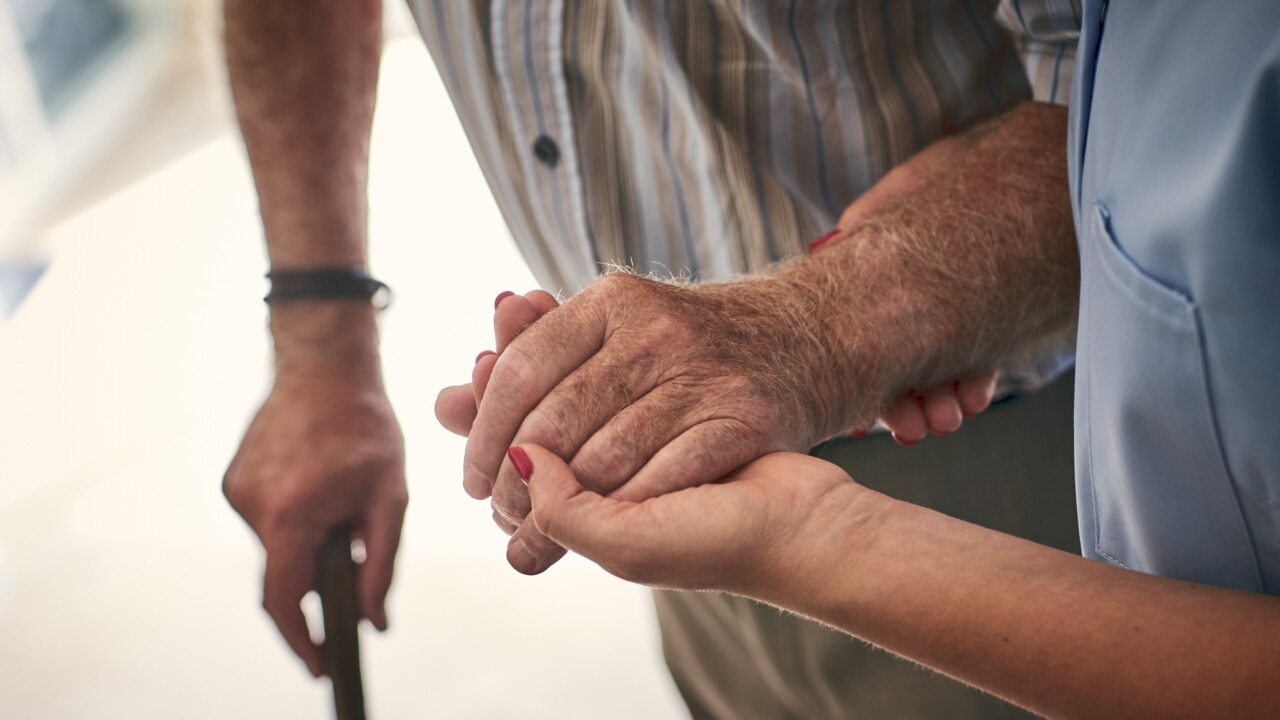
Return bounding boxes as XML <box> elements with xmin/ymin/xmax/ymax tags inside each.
<box><xmin>1070</xmin><ymin>0</ymin><xmax>1280</xmax><ymax>593</ymax></box>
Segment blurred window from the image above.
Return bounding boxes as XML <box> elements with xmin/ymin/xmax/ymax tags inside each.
<box><xmin>6</xmin><ymin>0</ymin><xmax>131</xmax><ymax>118</ymax></box>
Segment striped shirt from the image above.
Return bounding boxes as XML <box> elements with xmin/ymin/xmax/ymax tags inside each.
<box><xmin>406</xmin><ymin>0</ymin><xmax>1080</xmax><ymax>294</ymax></box>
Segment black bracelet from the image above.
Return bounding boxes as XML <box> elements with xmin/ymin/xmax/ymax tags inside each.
<box><xmin>265</xmin><ymin>267</ymin><xmax>392</xmax><ymax>309</ymax></box>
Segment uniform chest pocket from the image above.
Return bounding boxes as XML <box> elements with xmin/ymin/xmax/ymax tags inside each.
<box><xmin>1075</xmin><ymin>202</ymin><xmax>1261</xmax><ymax>590</ymax></box>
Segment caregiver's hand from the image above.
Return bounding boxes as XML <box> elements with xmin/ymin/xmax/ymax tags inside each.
<box><xmin>515</xmin><ymin>443</ymin><xmax>871</xmax><ymax>595</ymax></box>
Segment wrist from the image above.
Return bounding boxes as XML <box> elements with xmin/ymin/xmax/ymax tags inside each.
<box><xmin>755</xmin><ymin>481</ymin><xmax>899</xmax><ymax>622</ymax></box>
<box><xmin>704</xmin><ymin>262</ymin><xmax>889</xmax><ymax>443</ymax></box>
<box><xmin>772</xmin><ymin>228</ymin><xmax>947</xmax><ymax>436</ymax></box>
<box><xmin>691</xmin><ymin>276</ymin><xmax>836</xmax><ymax>444</ymax></box>
<box><xmin>269</xmin><ymin>301</ymin><xmax>384</xmax><ymax>388</ymax></box>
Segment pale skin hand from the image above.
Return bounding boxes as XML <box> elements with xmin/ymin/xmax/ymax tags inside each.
<box><xmin>223</xmin><ymin>0</ymin><xmax>406</xmax><ymax>677</ymax></box>
<box><xmin>520</xmin><ymin>444</ymin><xmax>1280</xmax><ymax>720</ymax></box>
<box><xmin>451</xmin><ymin>102</ymin><xmax>1073</xmax><ymax>576</ymax></box>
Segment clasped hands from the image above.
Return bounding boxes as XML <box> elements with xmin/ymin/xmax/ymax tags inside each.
<box><xmin>436</xmin><ymin>272</ymin><xmax>997</xmax><ymax>582</ymax></box>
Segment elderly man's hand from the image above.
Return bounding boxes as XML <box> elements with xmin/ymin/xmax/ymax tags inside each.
<box><xmin>441</xmin><ymin>291</ymin><xmax>995</xmax><ymax>444</ymax></box>
<box><xmin>437</xmin><ymin>284</ymin><xmax>996</xmax><ymax>575</ymax></box>
<box><xmin>438</xmin><ymin>104</ymin><xmax>1078</xmax><ymax>576</ymax></box>
<box><xmin>452</xmin><ymin>273</ymin><xmax>845</xmax><ymax>574</ymax></box>
<box><xmin>224</xmin><ymin>373</ymin><xmax>406</xmax><ymax>677</ymax></box>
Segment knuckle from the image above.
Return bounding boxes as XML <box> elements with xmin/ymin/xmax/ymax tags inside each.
<box><xmin>491</xmin><ymin>486</ymin><xmax>530</xmax><ymax>524</ymax></box>
<box><xmin>463</xmin><ymin>455</ymin><xmax>493</xmax><ymax>487</ymax></box>
<box><xmin>572</xmin><ymin>446</ymin><xmax>632</xmax><ymax>495</ymax></box>
<box><xmin>485</xmin><ymin>345</ymin><xmax>542</xmax><ymax>409</ymax></box>
<box><xmin>520</xmin><ymin>402</ymin><xmax>579</xmax><ymax>456</ymax></box>
<box><xmin>621</xmin><ymin>315</ymin><xmax>689</xmax><ymax>368</ymax></box>
<box><xmin>491</xmin><ymin>508</ymin><xmax>518</xmax><ymax>536</ymax></box>
<box><xmin>257</xmin><ymin>488</ymin><xmax>311</xmax><ymax>530</ymax></box>
<box><xmin>382</xmin><ymin>483</ymin><xmax>409</xmax><ymax>512</ymax></box>
<box><xmin>676</xmin><ymin>444</ymin><xmax>719</xmax><ymax>488</ymax></box>
<box><xmin>593</xmin><ymin>270</ymin><xmax>641</xmax><ymax>296</ymax></box>
<box><xmin>681</xmin><ymin>420</ymin><xmax>760</xmax><ymax>486</ymax></box>
<box><xmin>524</xmin><ymin>528</ymin><xmax>562</xmax><ymax>556</ymax></box>
<box><xmin>642</xmin><ymin>313</ymin><xmax>686</xmax><ymax>343</ymax></box>
<box><xmin>589</xmin><ymin>272</ymin><xmax>668</xmax><ymax>314</ymax></box>
<box><xmin>529</xmin><ymin>507</ymin><xmax>565</xmax><ymax>549</ymax></box>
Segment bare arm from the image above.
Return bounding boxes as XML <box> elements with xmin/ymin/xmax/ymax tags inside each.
<box><xmin>458</xmin><ymin>102</ymin><xmax>1077</xmax><ymax>574</ymax></box>
<box><xmin>222</xmin><ymin>0</ymin><xmax>407</xmax><ymax>678</ymax></box>
<box><xmin>770</xmin><ymin>101</ymin><xmax>1079</xmax><ymax>433</ymax></box>
<box><xmin>522</xmin><ymin>447</ymin><xmax>1280</xmax><ymax>719</ymax></box>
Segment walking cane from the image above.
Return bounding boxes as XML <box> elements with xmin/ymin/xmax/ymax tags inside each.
<box><xmin>318</xmin><ymin>525</ymin><xmax>367</xmax><ymax>720</ymax></box>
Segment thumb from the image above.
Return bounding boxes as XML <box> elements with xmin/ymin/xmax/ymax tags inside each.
<box><xmin>515</xmin><ymin>445</ymin><xmax>630</xmax><ymax>562</ymax></box>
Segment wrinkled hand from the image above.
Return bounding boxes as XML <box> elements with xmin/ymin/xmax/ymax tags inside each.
<box><xmin>435</xmin><ymin>290</ymin><xmax>560</xmax><ymax>439</ymax></box>
<box><xmin>449</xmin><ymin>273</ymin><xmax>847</xmax><ymax>575</ymax></box>
<box><xmin>517</xmin><ymin>443</ymin><xmax>868</xmax><ymax>597</ymax></box>
<box><xmin>442</xmin><ymin>293</ymin><xmax>995</xmax><ymax>444</ymax></box>
<box><xmin>224</xmin><ymin>380</ymin><xmax>406</xmax><ymax>677</ymax></box>
<box><xmin>436</xmin><ymin>289</ymin><xmax>994</xmax><ymax>576</ymax></box>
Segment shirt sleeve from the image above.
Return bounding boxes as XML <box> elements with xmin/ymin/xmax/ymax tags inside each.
<box><xmin>995</xmin><ymin>0</ymin><xmax>1083</xmax><ymax>106</ymax></box>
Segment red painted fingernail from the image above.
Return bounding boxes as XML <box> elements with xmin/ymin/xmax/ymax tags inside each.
<box><xmin>476</xmin><ymin>349</ymin><xmax>497</xmax><ymax>363</ymax></box>
<box><xmin>807</xmin><ymin>229</ymin><xmax>840</xmax><ymax>254</ymax></box>
<box><xmin>508</xmin><ymin>446</ymin><xmax>534</xmax><ymax>484</ymax></box>
<box><xmin>494</xmin><ymin>290</ymin><xmax>515</xmax><ymax>309</ymax></box>
<box><xmin>850</xmin><ymin>429</ymin><xmax>868</xmax><ymax>438</ymax></box>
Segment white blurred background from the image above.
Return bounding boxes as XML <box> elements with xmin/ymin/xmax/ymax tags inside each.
<box><xmin>0</xmin><ymin>1</ymin><xmax>686</xmax><ymax>717</ymax></box>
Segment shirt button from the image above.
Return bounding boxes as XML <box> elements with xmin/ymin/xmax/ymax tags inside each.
<box><xmin>532</xmin><ymin>134</ymin><xmax>560</xmax><ymax>168</ymax></box>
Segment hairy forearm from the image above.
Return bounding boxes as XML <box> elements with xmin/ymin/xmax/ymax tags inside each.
<box><xmin>770</xmin><ymin>102</ymin><xmax>1079</xmax><ymax>435</ymax></box>
<box><xmin>761</xmin><ymin>485</ymin><xmax>1280</xmax><ymax>719</ymax></box>
<box><xmin>225</xmin><ymin>0</ymin><xmax>382</xmax><ymax>266</ymax></box>
<box><xmin>225</xmin><ymin>0</ymin><xmax>385</xmax><ymax>380</ymax></box>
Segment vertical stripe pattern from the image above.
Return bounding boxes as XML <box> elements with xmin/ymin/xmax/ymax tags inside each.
<box><xmin>995</xmin><ymin>0</ymin><xmax>1082</xmax><ymax>104</ymax></box>
<box><xmin>408</xmin><ymin>0</ymin><xmax>1078</xmax><ymax>293</ymax></box>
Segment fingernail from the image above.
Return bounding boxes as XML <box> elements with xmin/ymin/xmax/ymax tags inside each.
<box><xmin>807</xmin><ymin>229</ymin><xmax>840</xmax><ymax>254</ymax></box>
<box><xmin>892</xmin><ymin>433</ymin><xmax>918</xmax><ymax>447</ymax></box>
<box><xmin>508</xmin><ymin>446</ymin><xmax>534</xmax><ymax>484</ymax></box>
<box><xmin>476</xmin><ymin>349</ymin><xmax>497</xmax><ymax>363</ymax></box>
<box><xmin>850</xmin><ymin>429</ymin><xmax>868</xmax><ymax>438</ymax></box>
<box><xmin>494</xmin><ymin>290</ymin><xmax>515</xmax><ymax>309</ymax></box>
